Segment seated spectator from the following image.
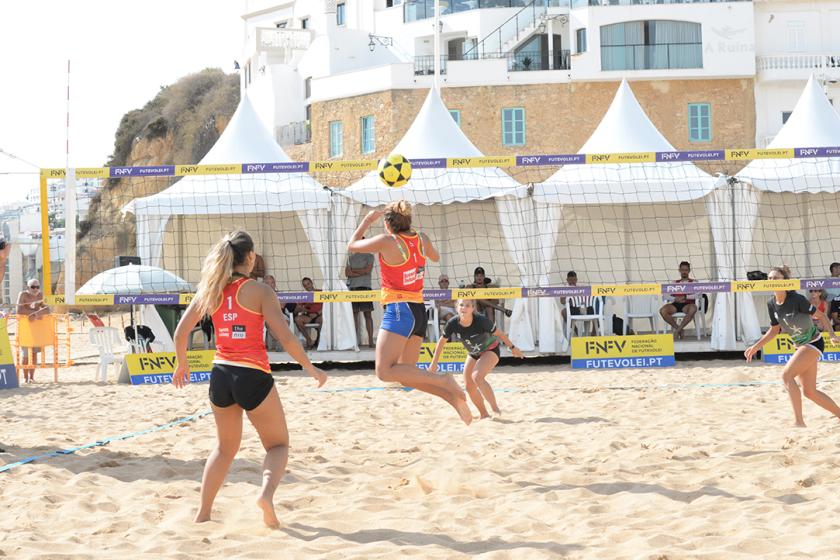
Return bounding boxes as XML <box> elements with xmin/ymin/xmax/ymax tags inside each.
<box><xmin>825</xmin><ymin>262</ymin><xmax>840</xmax><ymax>305</ymax></box>
<box><xmin>17</xmin><ymin>278</ymin><xmax>50</xmax><ymax>383</ymax></box>
<box><xmin>436</xmin><ymin>274</ymin><xmax>456</xmax><ymax>323</ymax></box>
<box><xmin>810</xmin><ymin>289</ymin><xmax>829</xmax><ymax>331</ymax></box>
<box><xmin>249</xmin><ymin>253</ymin><xmax>266</xmax><ymax>281</ymax></box>
<box><xmin>345</xmin><ymin>246</ymin><xmax>375</xmax><ymax>348</ymax></box>
<box><xmin>294</xmin><ymin>276</ymin><xmax>323</xmax><ymax>349</ymax></box>
<box><xmin>560</xmin><ymin>271</ymin><xmax>602</xmax><ymax>336</ymax></box>
<box><xmin>264</xmin><ymin>275</ymin><xmax>283</xmax><ymax>351</ymax></box>
<box><xmin>660</xmin><ymin>261</ymin><xmax>697</xmax><ymax>339</ymax></box>
<box><xmin>467</xmin><ymin>266</ymin><xmax>512</xmax><ymax>318</ymax></box>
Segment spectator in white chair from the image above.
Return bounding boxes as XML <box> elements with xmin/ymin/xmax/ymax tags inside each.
<box><xmin>660</xmin><ymin>261</ymin><xmax>697</xmax><ymax>339</ymax></box>
<box><xmin>436</xmin><ymin>274</ymin><xmax>456</xmax><ymax>323</ymax></box>
<box><xmin>560</xmin><ymin>271</ymin><xmax>601</xmax><ymax>336</ymax></box>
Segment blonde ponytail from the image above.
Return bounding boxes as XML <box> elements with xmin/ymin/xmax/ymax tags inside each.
<box><xmin>192</xmin><ymin>230</ymin><xmax>254</xmax><ymax>317</ymax></box>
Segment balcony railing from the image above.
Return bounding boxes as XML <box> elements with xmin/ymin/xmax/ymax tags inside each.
<box><xmin>414</xmin><ymin>50</ymin><xmax>571</xmax><ymax>74</ymax></box>
<box><xmin>572</xmin><ymin>0</ymin><xmax>747</xmax><ymax>6</ymax></box>
<box><xmin>404</xmin><ymin>0</ymin><xmax>565</xmax><ymax>23</ymax></box>
<box><xmin>277</xmin><ymin>121</ymin><xmax>311</xmax><ymax>146</ymax></box>
<box><xmin>757</xmin><ymin>54</ymin><xmax>840</xmax><ymax>71</ymax></box>
<box><xmin>601</xmin><ymin>43</ymin><xmax>702</xmax><ymax>71</ymax></box>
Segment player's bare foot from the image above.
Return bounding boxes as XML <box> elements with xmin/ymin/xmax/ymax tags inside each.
<box><xmin>794</xmin><ymin>421</ymin><xmax>807</xmax><ymax>428</ymax></box>
<box><xmin>479</xmin><ymin>414</ymin><xmax>491</xmax><ymax>420</ymax></box>
<box><xmin>194</xmin><ymin>511</ymin><xmax>212</xmax><ymax>523</ymax></box>
<box><xmin>454</xmin><ymin>397</ymin><xmax>473</xmax><ymax>425</ymax></box>
<box><xmin>257</xmin><ymin>496</ymin><xmax>280</xmax><ymax>528</ymax></box>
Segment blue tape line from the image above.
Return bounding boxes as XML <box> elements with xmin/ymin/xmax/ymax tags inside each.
<box><xmin>0</xmin><ymin>411</ymin><xmax>211</xmax><ymax>474</ymax></box>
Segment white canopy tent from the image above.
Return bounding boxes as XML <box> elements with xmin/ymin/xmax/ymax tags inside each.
<box><xmin>123</xmin><ymin>95</ymin><xmax>356</xmax><ymax>350</ymax></box>
<box><xmin>535</xmin><ymin>79</ymin><xmax>758</xmax><ymax>350</ymax></box>
<box><xmin>736</xmin><ymin>76</ymin><xmax>840</xmax><ymax>331</ymax></box>
<box><xmin>738</xmin><ymin>75</ymin><xmax>840</xmax><ymax>278</ymax></box>
<box><xmin>337</xmin><ymin>88</ymin><xmax>533</xmax><ymax>348</ymax></box>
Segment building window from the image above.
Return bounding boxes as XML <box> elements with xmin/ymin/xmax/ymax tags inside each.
<box><xmin>787</xmin><ymin>21</ymin><xmax>806</xmax><ymax>52</ymax></box>
<box><xmin>304</xmin><ymin>77</ymin><xmax>312</xmax><ymax>99</ymax></box>
<box><xmin>329</xmin><ymin>121</ymin><xmax>343</xmax><ymax>158</ymax></box>
<box><xmin>336</xmin><ymin>3</ymin><xmax>346</xmax><ymax>26</ymax></box>
<box><xmin>688</xmin><ymin>103</ymin><xmax>711</xmax><ymax>143</ymax></box>
<box><xmin>449</xmin><ymin>109</ymin><xmax>461</xmax><ymax>127</ymax></box>
<box><xmin>782</xmin><ymin>111</ymin><xmax>792</xmax><ymax>124</ymax></box>
<box><xmin>301</xmin><ymin>17</ymin><xmax>309</xmax><ymax>29</ymax></box>
<box><xmin>361</xmin><ymin>115</ymin><xmax>375</xmax><ymax>153</ymax></box>
<box><xmin>576</xmin><ymin>28</ymin><xmax>587</xmax><ymax>54</ymax></box>
<box><xmin>600</xmin><ymin>20</ymin><xmax>702</xmax><ymax>71</ymax></box>
<box><xmin>502</xmin><ymin>108</ymin><xmax>525</xmax><ymax>146</ymax></box>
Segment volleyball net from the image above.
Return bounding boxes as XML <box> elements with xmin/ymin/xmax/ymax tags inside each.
<box><xmin>37</xmin><ymin>146</ymin><xmax>840</xmax><ymax>305</ymax></box>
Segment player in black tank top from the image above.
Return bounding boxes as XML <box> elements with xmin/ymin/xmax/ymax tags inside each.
<box><xmin>745</xmin><ymin>267</ymin><xmax>840</xmax><ymax>427</ymax></box>
<box><xmin>429</xmin><ymin>299</ymin><xmax>524</xmax><ymax>419</ymax></box>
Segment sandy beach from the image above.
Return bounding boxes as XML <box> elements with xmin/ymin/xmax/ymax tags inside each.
<box><xmin>2</xmin><ymin>329</ymin><xmax>840</xmax><ymax>559</ymax></box>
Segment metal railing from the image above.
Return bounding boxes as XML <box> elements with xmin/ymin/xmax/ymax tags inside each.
<box><xmin>757</xmin><ymin>53</ymin><xmax>840</xmax><ymax>71</ymax></box>
<box><xmin>508</xmin><ymin>49</ymin><xmax>571</xmax><ymax>70</ymax></box>
<box><xmin>462</xmin><ymin>0</ymin><xmax>551</xmax><ymax>59</ymax></box>
<box><xmin>276</xmin><ymin>121</ymin><xmax>311</xmax><ymax>146</ymax></box>
<box><xmin>414</xmin><ymin>49</ymin><xmax>571</xmax><ymax>74</ymax></box>
<box><xmin>600</xmin><ymin>42</ymin><xmax>702</xmax><ymax>71</ymax></box>
<box><xmin>404</xmin><ymin>0</ymin><xmax>564</xmax><ymax>22</ymax></box>
<box><xmin>414</xmin><ymin>55</ymin><xmax>448</xmax><ymax>75</ymax></box>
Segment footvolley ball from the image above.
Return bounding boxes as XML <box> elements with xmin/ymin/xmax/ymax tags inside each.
<box><xmin>378</xmin><ymin>153</ymin><xmax>412</xmax><ymax>188</ymax></box>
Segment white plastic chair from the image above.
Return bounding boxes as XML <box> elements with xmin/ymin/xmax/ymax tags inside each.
<box><xmin>89</xmin><ymin>326</ymin><xmax>123</xmax><ymax>382</ymax></box>
<box><xmin>289</xmin><ymin>310</ymin><xmax>322</xmax><ymax>349</ymax></box>
<box><xmin>668</xmin><ymin>295</ymin><xmax>707</xmax><ymax>340</ymax></box>
<box><xmin>425</xmin><ymin>302</ymin><xmax>440</xmax><ymax>342</ymax></box>
<box><xmin>622</xmin><ymin>295</ymin><xmax>662</xmax><ymax>335</ymax></box>
<box><xmin>566</xmin><ymin>297</ymin><xmax>607</xmax><ymax>341</ymax></box>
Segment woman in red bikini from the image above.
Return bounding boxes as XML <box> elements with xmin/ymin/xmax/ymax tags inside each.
<box><xmin>348</xmin><ymin>201</ymin><xmax>472</xmax><ymax>424</ymax></box>
<box><xmin>173</xmin><ymin>230</ymin><xmax>327</xmax><ymax>528</ymax></box>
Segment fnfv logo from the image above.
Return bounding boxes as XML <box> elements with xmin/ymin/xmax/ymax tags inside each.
<box><xmin>584</xmin><ymin>339</ymin><xmax>627</xmax><ymax>354</ymax></box>
<box><xmin>520</xmin><ymin>156</ymin><xmax>542</xmax><ymax>165</ymax></box>
<box><xmin>245</xmin><ymin>164</ymin><xmax>266</xmax><ymax>172</ymax></box>
<box><xmin>451</xmin><ymin>158</ymin><xmax>472</xmax><ymax>166</ymax></box>
<box><xmin>660</xmin><ymin>152</ymin><xmax>682</xmax><ymax>160</ymax></box>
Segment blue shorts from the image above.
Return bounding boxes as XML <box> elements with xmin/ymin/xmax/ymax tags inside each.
<box><xmin>381</xmin><ymin>302</ymin><xmax>427</xmax><ymax>338</ymax></box>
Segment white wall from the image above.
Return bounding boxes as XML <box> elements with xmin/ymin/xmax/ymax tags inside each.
<box><xmin>754</xmin><ymin>0</ymin><xmax>840</xmax><ymax>56</ymax></box>
<box><xmin>249</xmin><ymin>64</ymin><xmax>307</xmax><ymax>129</ymax></box>
<box><xmin>570</xmin><ymin>2</ymin><xmax>755</xmax><ymax>81</ymax></box>
<box><xmin>755</xmin><ymin>81</ymin><xmax>840</xmax><ymax>147</ymax></box>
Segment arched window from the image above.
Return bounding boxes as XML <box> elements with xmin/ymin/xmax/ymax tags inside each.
<box><xmin>600</xmin><ymin>20</ymin><xmax>702</xmax><ymax>70</ymax></box>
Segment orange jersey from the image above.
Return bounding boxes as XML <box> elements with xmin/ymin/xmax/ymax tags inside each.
<box><xmin>379</xmin><ymin>232</ymin><xmax>426</xmax><ymax>304</ymax></box>
<box><xmin>211</xmin><ymin>277</ymin><xmax>270</xmax><ymax>373</ymax></box>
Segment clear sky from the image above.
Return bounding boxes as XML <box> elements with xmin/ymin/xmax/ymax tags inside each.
<box><xmin>0</xmin><ymin>0</ymin><xmax>243</xmax><ymax>202</ymax></box>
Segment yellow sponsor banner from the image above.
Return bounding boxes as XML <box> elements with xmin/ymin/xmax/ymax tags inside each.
<box><xmin>585</xmin><ymin>152</ymin><xmax>656</xmax><ymax>164</ymax></box>
<box><xmin>310</xmin><ymin>160</ymin><xmax>377</xmax><ymax>172</ymax></box>
<box><xmin>571</xmin><ymin>334</ymin><xmax>675</xmax><ymax>369</ymax></box>
<box><xmin>725</xmin><ymin>148</ymin><xmax>795</xmax><ymax>161</ymax></box>
<box><xmin>447</xmin><ymin>156</ymin><xmax>517</xmax><ymax>168</ymax></box>
<box><xmin>0</xmin><ymin>318</ymin><xmax>14</xmax><ymax>366</ymax></box>
<box><xmin>731</xmin><ymin>279</ymin><xmax>799</xmax><ymax>292</ymax></box>
<box><xmin>592</xmin><ymin>283</ymin><xmax>661</xmax><ymax>297</ymax></box>
<box><xmin>126</xmin><ymin>350</ymin><xmax>215</xmax><ymax>385</ymax></box>
<box><xmin>179</xmin><ymin>293</ymin><xmax>195</xmax><ymax>305</ymax></box>
<box><xmin>175</xmin><ymin>164</ymin><xmax>241</xmax><ymax>176</ymax></box>
<box><xmin>0</xmin><ymin>318</ymin><xmax>17</xmax><ymax>389</ymax></box>
<box><xmin>452</xmin><ymin>287</ymin><xmax>522</xmax><ymax>300</ymax></box>
<box><xmin>762</xmin><ymin>333</ymin><xmax>840</xmax><ymax>364</ymax></box>
<box><xmin>41</xmin><ymin>167</ymin><xmax>110</xmax><ymax>178</ymax></box>
<box><xmin>45</xmin><ymin>294</ymin><xmax>115</xmax><ymax>306</ymax></box>
<box><xmin>416</xmin><ymin>342</ymin><xmax>468</xmax><ymax>372</ymax></box>
<box><xmin>315</xmin><ymin>290</ymin><xmax>381</xmax><ymax>303</ymax></box>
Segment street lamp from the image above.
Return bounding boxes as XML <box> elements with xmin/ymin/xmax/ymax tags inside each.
<box><xmin>368</xmin><ymin>34</ymin><xmax>394</xmax><ymax>52</ymax></box>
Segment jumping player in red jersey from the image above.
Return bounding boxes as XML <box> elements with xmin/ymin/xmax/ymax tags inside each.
<box><xmin>173</xmin><ymin>230</ymin><xmax>327</xmax><ymax>528</ymax></box>
<box><xmin>348</xmin><ymin>201</ymin><xmax>472</xmax><ymax>424</ymax></box>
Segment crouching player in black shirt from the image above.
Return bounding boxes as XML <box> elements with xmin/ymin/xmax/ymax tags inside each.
<box><xmin>428</xmin><ymin>299</ymin><xmax>524</xmax><ymax>419</ymax></box>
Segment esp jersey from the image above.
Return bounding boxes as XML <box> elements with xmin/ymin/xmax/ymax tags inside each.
<box><xmin>380</xmin><ymin>232</ymin><xmax>426</xmax><ymax>303</ymax></box>
<box><xmin>211</xmin><ymin>277</ymin><xmax>270</xmax><ymax>373</ymax></box>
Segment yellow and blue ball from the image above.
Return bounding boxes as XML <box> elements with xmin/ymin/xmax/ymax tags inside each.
<box><xmin>378</xmin><ymin>153</ymin><xmax>412</xmax><ymax>188</ymax></box>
